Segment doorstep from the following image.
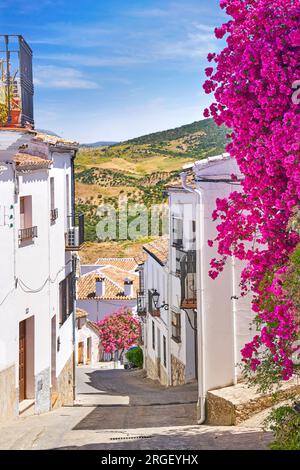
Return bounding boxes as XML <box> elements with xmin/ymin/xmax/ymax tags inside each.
<box><xmin>19</xmin><ymin>399</ymin><xmax>35</xmax><ymax>417</ymax></box>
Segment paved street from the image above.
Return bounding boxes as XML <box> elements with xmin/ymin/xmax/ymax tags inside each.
<box><xmin>0</xmin><ymin>366</ymin><xmax>272</xmax><ymax>450</ymax></box>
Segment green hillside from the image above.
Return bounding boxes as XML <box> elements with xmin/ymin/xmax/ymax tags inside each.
<box><xmin>75</xmin><ymin>118</ymin><xmax>228</xmax><ymax>259</ymax></box>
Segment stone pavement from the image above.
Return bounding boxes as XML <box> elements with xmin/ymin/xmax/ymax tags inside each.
<box><xmin>0</xmin><ymin>366</ymin><xmax>273</xmax><ymax>450</ymax></box>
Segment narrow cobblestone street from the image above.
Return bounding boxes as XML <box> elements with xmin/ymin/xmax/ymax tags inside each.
<box><xmin>0</xmin><ymin>366</ymin><xmax>272</xmax><ymax>450</ymax></box>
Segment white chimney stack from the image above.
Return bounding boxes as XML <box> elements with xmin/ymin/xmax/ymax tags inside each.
<box><xmin>96</xmin><ymin>275</ymin><xmax>105</xmax><ymax>297</ymax></box>
<box><xmin>124</xmin><ymin>278</ymin><xmax>133</xmax><ymax>297</ymax></box>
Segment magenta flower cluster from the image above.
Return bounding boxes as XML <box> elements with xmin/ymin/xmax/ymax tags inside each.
<box><xmin>204</xmin><ymin>0</ymin><xmax>300</xmax><ymax>379</ymax></box>
<box><xmin>97</xmin><ymin>308</ymin><xmax>141</xmax><ymax>354</ymax></box>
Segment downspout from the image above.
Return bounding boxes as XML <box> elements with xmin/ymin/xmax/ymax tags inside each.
<box><xmin>181</xmin><ymin>172</ymin><xmax>206</xmax><ymax>425</ymax></box>
<box><xmin>231</xmin><ymin>256</ymin><xmax>238</xmax><ymax>385</ymax></box>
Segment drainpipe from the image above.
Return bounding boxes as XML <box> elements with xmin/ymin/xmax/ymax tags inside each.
<box><xmin>181</xmin><ymin>172</ymin><xmax>206</xmax><ymax>425</ymax></box>
<box><xmin>231</xmin><ymin>256</ymin><xmax>238</xmax><ymax>385</ymax></box>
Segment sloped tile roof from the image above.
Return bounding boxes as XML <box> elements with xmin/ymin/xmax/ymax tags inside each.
<box><xmin>77</xmin><ymin>265</ymin><xmax>138</xmax><ymax>301</ymax></box>
<box><xmin>33</xmin><ymin>132</ymin><xmax>79</xmax><ymax>148</ymax></box>
<box><xmin>14</xmin><ymin>152</ymin><xmax>53</xmax><ymax>170</ymax></box>
<box><xmin>76</xmin><ymin>308</ymin><xmax>88</xmax><ymax>319</ymax></box>
<box><xmin>143</xmin><ymin>236</ymin><xmax>169</xmax><ymax>266</ymax></box>
<box><xmin>95</xmin><ymin>257</ymin><xmax>138</xmax><ymax>272</ymax></box>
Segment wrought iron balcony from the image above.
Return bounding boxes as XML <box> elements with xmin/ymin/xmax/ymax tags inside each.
<box><xmin>65</xmin><ymin>214</ymin><xmax>84</xmax><ymax>251</ymax></box>
<box><xmin>19</xmin><ymin>226</ymin><xmax>38</xmax><ymax>243</ymax></box>
<box><xmin>50</xmin><ymin>208</ymin><xmax>58</xmax><ymax>224</ymax></box>
<box><xmin>0</xmin><ymin>35</ymin><xmax>34</xmax><ymax>128</ymax></box>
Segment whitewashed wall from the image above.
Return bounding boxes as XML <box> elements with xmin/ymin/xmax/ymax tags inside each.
<box><xmin>77</xmin><ymin>298</ymin><xmax>137</xmax><ymax>323</ymax></box>
<box><xmin>193</xmin><ymin>157</ymin><xmax>254</xmax><ymax>394</ymax></box>
<box><xmin>144</xmin><ymin>253</ymin><xmax>169</xmax><ymax>379</ymax></box>
<box><xmin>168</xmin><ymin>189</ymin><xmax>197</xmax><ymax>383</ymax></box>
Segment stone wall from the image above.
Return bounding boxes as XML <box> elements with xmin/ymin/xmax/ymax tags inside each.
<box><xmin>0</xmin><ymin>365</ymin><xmax>17</xmax><ymax>423</ymax></box>
<box><xmin>159</xmin><ymin>364</ymin><xmax>169</xmax><ymax>387</ymax></box>
<box><xmin>145</xmin><ymin>355</ymin><xmax>157</xmax><ymax>382</ymax></box>
<box><xmin>207</xmin><ymin>379</ymin><xmax>300</xmax><ymax>426</ymax></box>
<box><xmin>35</xmin><ymin>367</ymin><xmax>51</xmax><ymax>414</ymax></box>
<box><xmin>145</xmin><ymin>355</ymin><xmax>169</xmax><ymax>387</ymax></box>
<box><xmin>171</xmin><ymin>354</ymin><xmax>185</xmax><ymax>386</ymax></box>
<box><xmin>57</xmin><ymin>354</ymin><xmax>74</xmax><ymax>407</ymax></box>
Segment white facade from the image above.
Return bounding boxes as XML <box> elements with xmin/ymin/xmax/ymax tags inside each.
<box><xmin>168</xmin><ymin>189</ymin><xmax>198</xmax><ymax>386</ymax></box>
<box><xmin>0</xmin><ymin>129</ymin><xmax>80</xmax><ymax>421</ymax></box>
<box><xmin>76</xmin><ymin>313</ymin><xmax>100</xmax><ymax>366</ymax></box>
<box><xmin>141</xmin><ymin>242</ymin><xmax>169</xmax><ymax>386</ymax></box>
<box><xmin>141</xmin><ymin>154</ymin><xmax>254</xmax><ymax>401</ymax></box>
<box><xmin>77</xmin><ymin>261</ymin><xmax>138</xmax><ymax>324</ymax></box>
<box><xmin>184</xmin><ymin>154</ymin><xmax>254</xmax><ymax>421</ymax></box>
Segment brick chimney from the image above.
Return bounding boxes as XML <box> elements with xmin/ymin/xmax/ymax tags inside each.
<box><xmin>124</xmin><ymin>278</ymin><xmax>133</xmax><ymax>297</ymax></box>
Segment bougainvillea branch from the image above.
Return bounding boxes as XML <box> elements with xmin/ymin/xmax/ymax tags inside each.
<box><xmin>204</xmin><ymin>0</ymin><xmax>300</xmax><ymax>383</ymax></box>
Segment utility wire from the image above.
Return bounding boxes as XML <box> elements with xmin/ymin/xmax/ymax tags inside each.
<box><xmin>0</xmin><ymin>259</ymin><xmax>73</xmax><ymax>302</ymax></box>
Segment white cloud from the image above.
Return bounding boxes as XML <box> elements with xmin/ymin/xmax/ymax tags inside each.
<box><xmin>34</xmin><ymin>65</ymin><xmax>99</xmax><ymax>89</ymax></box>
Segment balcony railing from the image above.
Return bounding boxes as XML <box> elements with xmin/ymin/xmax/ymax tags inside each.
<box><xmin>180</xmin><ymin>250</ymin><xmax>197</xmax><ymax>309</ymax></box>
<box><xmin>65</xmin><ymin>214</ymin><xmax>85</xmax><ymax>251</ymax></box>
<box><xmin>50</xmin><ymin>208</ymin><xmax>58</xmax><ymax>224</ymax></box>
<box><xmin>19</xmin><ymin>226</ymin><xmax>38</xmax><ymax>243</ymax></box>
<box><xmin>137</xmin><ymin>291</ymin><xmax>146</xmax><ymax>316</ymax></box>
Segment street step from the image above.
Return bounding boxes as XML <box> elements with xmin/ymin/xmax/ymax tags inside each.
<box><xmin>19</xmin><ymin>399</ymin><xmax>35</xmax><ymax>417</ymax></box>
<box><xmin>206</xmin><ymin>378</ymin><xmax>300</xmax><ymax>426</ymax></box>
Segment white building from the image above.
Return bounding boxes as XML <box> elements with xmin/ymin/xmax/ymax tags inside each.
<box><xmin>77</xmin><ymin>258</ymin><xmax>138</xmax><ymax>323</ymax></box>
<box><xmin>0</xmin><ymin>129</ymin><xmax>84</xmax><ymax>422</ymax></box>
<box><xmin>140</xmin><ymin>154</ymin><xmax>254</xmax><ymax>409</ymax></box>
<box><xmin>137</xmin><ymin>237</ymin><xmax>169</xmax><ymax>386</ymax></box>
<box><xmin>181</xmin><ymin>154</ymin><xmax>254</xmax><ymax>422</ymax></box>
<box><xmin>76</xmin><ymin>308</ymin><xmax>100</xmax><ymax>366</ymax></box>
<box><xmin>167</xmin><ymin>184</ymin><xmax>198</xmax><ymax>386</ymax></box>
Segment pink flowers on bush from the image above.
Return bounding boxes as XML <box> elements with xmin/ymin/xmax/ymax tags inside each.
<box><xmin>97</xmin><ymin>308</ymin><xmax>141</xmax><ymax>355</ymax></box>
<box><xmin>204</xmin><ymin>0</ymin><xmax>300</xmax><ymax>381</ymax></box>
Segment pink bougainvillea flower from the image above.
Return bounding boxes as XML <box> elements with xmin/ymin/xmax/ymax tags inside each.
<box><xmin>204</xmin><ymin>0</ymin><xmax>300</xmax><ymax>381</ymax></box>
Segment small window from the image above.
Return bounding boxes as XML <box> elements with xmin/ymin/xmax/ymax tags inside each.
<box><xmin>163</xmin><ymin>335</ymin><xmax>167</xmax><ymax>368</ymax></box>
<box><xmin>59</xmin><ymin>273</ymin><xmax>74</xmax><ymax>326</ymax></box>
<box><xmin>19</xmin><ymin>196</ymin><xmax>37</xmax><ymax>243</ymax></box>
<box><xmin>172</xmin><ymin>312</ymin><xmax>181</xmax><ymax>343</ymax></box>
<box><xmin>172</xmin><ymin>216</ymin><xmax>183</xmax><ymax>248</ymax></box>
<box><xmin>152</xmin><ymin>321</ymin><xmax>155</xmax><ymax>350</ymax></box>
<box><xmin>20</xmin><ymin>196</ymin><xmax>32</xmax><ymax>229</ymax></box>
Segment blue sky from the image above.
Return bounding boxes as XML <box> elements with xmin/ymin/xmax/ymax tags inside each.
<box><xmin>0</xmin><ymin>0</ymin><xmax>226</xmax><ymax>143</ymax></box>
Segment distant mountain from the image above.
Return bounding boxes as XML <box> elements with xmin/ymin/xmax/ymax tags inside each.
<box><xmin>76</xmin><ymin>118</ymin><xmax>229</xmax><ymax>245</ymax></box>
<box><xmin>122</xmin><ymin>118</ymin><xmax>228</xmax><ymax>154</ymax></box>
<box><xmin>80</xmin><ymin>141</ymin><xmax>118</xmax><ymax>148</ymax></box>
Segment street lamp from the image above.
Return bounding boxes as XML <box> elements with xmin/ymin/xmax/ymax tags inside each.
<box><xmin>152</xmin><ymin>289</ymin><xmax>169</xmax><ymax>311</ymax></box>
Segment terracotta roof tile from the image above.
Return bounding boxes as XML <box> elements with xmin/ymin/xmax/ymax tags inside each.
<box><xmin>95</xmin><ymin>257</ymin><xmax>138</xmax><ymax>272</ymax></box>
<box><xmin>34</xmin><ymin>132</ymin><xmax>79</xmax><ymax>148</ymax></box>
<box><xmin>77</xmin><ymin>265</ymin><xmax>138</xmax><ymax>301</ymax></box>
<box><xmin>143</xmin><ymin>236</ymin><xmax>169</xmax><ymax>266</ymax></box>
<box><xmin>76</xmin><ymin>308</ymin><xmax>88</xmax><ymax>319</ymax></box>
<box><xmin>14</xmin><ymin>152</ymin><xmax>53</xmax><ymax>170</ymax></box>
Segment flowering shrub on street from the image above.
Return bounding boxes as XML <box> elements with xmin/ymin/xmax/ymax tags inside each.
<box><xmin>204</xmin><ymin>0</ymin><xmax>300</xmax><ymax>387</ymax></box>
<box><xmin>97</xmin><ymin>308</ymin><xmax>141</xmax><ymax>359</ymax></box>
